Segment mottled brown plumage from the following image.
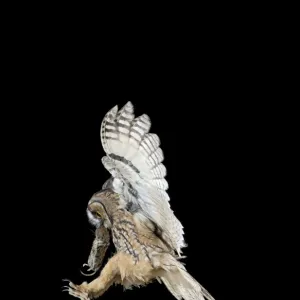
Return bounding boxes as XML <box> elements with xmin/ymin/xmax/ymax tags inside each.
<box><xmin>66</xmin><ymin>190</ymin><xmax>213</xmax><ymax>300</ymax></box>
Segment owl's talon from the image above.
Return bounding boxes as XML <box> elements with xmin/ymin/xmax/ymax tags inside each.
<box><xmin>62</xmin><ymin>285</ymin><xmax>69</xmax><ymax>289</ymax></box>
<box><xmin>80</xmin><ymin>269</ymin><xmax>97</xmax><ymax>276</ymax></box>
<box><xmin>65</xmin><ymin>281</ymin><xmax>90</xmax><ymax>300</ymax></box>
<box><xmin>80</xmin><ymin>264</ymin><xmax>97</xmax><ymax>276</ymax></box>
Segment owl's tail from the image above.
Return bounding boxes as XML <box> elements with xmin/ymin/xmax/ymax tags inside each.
<box><xmin>159</xmin><ymin>258</ymin><xmax>215</xmax><ymax>300</ymax></box>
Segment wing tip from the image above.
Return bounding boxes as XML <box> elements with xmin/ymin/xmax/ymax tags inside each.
<box><xmin>125</xmin><ymin>101</ymin><xmax>134</xmax><ymax>113</ymax></box>
<box><xmin>141</xmin><ymin>113</ymin><xmax>151</xmax><ymax>123</ymax></box>
<box><xmin>110</xmin><ymin>104</ymin><xmax>119</xmax><ymax>116</ymax></box>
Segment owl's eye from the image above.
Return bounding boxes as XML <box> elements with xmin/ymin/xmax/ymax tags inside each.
<box><xmin>95</xmin><ymin>212</ymin><xmax>101</xmax><ymax>218</ymax></box>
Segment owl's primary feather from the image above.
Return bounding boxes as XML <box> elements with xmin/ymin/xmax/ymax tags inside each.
<box><xmin>100</xmin><ymin>101</ymin><xmax>185</xmax><ymax>255</ymax></box>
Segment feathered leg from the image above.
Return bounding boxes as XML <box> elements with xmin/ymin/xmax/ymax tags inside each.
<box><xmin>67</xmin><ymin>253</ymin><xmax>121</xmax><ymax>299</ymax></box>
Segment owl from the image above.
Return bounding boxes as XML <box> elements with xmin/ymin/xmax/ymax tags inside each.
<box><xmin>63</xmin><ymin>102</ymin><xmax>215</xmax><ymax>300</ymax></box>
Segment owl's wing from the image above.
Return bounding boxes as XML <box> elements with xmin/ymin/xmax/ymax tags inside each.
<box><xmin>100</xmin><ymin>101</ymin><xmax>185</xmax><ymax>255</ymax></box>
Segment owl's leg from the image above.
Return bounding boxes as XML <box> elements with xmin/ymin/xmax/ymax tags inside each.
<box><xmin>86</xmin><ymin>252</ymin><xmax>121</xmax><ymax>298</ymax></box>
<box><xmin>68</xmin><ymin>252</ymin><xmax>122</xmax><ymax>299</ymax></box>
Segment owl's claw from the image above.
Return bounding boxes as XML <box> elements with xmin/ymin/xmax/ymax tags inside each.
<box><xmin>63</xmin><ymin>281</ymin><xmax>90</xmax><ymax>300</ymax></box>
<box><xmin>80</xmin><ymin>269</ymin><xmax>97</xmax><ymax>276</ymax></box>
<box><xmin>80</xmin><ymin>263</ymin><xmax>97</xmax><ymax>276</ymax></box>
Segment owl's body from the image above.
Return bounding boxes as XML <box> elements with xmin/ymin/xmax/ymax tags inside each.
<box><xmin>92</xmin><ymin>190</ymin><xmax>172</xmax><ymax>266</ymax></box>
<box><xmin>65</xmin><ymin>102</ymin><xmax>215</xmax><ymax>300</ymax></box>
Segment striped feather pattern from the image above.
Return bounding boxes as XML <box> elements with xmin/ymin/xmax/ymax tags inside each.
<box><xmin>100</xmin><ymin>101</ymin><xmax>185</xmax><ymax>254</ymax></box>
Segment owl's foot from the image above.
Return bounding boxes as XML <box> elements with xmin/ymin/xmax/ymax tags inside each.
<box><xmin>63</xmin><ymin>280</ymin><xmax>90</xmax><ymax>300</ymax></box>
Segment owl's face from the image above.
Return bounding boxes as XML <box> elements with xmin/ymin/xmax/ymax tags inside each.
<box><xmin>87</xmin><ymin>202</ymin><xmax>102</xmax><ymax>228</ymax></box>
<box><xmin>87</xmin><ymin>196</ymin><xmax>112</xmax><ymax>229</ymax></box>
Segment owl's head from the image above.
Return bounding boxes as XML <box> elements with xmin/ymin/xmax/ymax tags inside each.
<box><xmin>86</xmin><ymin>193</ymin><xmax>112</xmax><ymax>229</ymax></box>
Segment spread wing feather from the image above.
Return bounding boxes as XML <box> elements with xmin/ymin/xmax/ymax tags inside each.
<box><xmin>100</xmin><ymin>101</ymin><xmax>185</xmax><ymax>254</ymax></box>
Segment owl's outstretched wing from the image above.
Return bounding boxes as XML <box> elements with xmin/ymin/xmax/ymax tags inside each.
<box><xmin>100</xmin><ymin>101</ymin><xmax>185</xmax><ymax>255</ymax></box>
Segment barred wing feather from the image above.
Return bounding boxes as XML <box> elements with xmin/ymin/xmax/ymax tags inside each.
<box><xmin>100</xmin><ymin>101</ymin><xmax>185</xmax><ymax>254</ymax></box>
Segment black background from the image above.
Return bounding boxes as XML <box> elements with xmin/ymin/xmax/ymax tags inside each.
<box><xmin>5</xmin><ymin>15</ymin><xmax>259</xmax><ymax>300</ymax></box>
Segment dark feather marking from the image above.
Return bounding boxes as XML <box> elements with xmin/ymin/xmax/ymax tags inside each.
<box><xmin>133</xmin><ymin>123</ymin><xmax>148</xmax><ymax>132</ymax></box>
<box><xmin>109</xmin><ymin>153</ymin><xmax>140</xmax><ymax>174</ymax></box>
<box><xmin>114</xmin><ymin>228</ymin><xmax>139</xmax><ymax>261</ymax></box>
<box><xmin>106</xmin><ymin>121</ymin><xmax>116</xmax><ymax>127</ymax></box>
<box><xmin>119</xmin><ymin>115</ymin><xmax>132</xmax><ymax>121</ymax></box>
<box><xmin>141</xmin><ymin>143</ymin><xmax>151</xmax><ymax>155</ymax></box>
<box><xmin>129</xmin><ymin>228</ymin><xmax>154</xmax><ymax>267</ymax></box>
<box><xmin>129</xmin><ymin>134</ymin><xmax>141</xmax><ymax>145</ymax></box>
<box><xmin>121</xmin><ymin>177</ymin><xmax>139</xmax><ymax>198</ymax></box>
<box><xmin>128</xmin><ymin>188</ymin><xmax>138</xmax><ymax>198</ymax></box>
<box><xmin>107</xmin><ymin>113</ymin><xmax>116</xmax><ymax>120</ymax></box>
<box><xmin>105</xmin><ymin>128</ymin><xmax>118</xmax><ymax>134</ymax></box>
<box><xmin>147</xmin><ymin>219</ymin><xmax>173</xmax><ymax>252</ymax></box>
<box><xmin>130</xmin><ymin>128</ymin><xmax>144</xmax><ymax>138</ymax></box>
<box><xmin>124</xmin><ymin>107</ymin><xmax>133</xmax><ymax>114</ymax></box>
<box><xmin>125</xmin><ymin>201</ymin><xmax>139</xmax><ymax>212</ymax></box>
<box><xmin>116</xmin><ymin>122</ymin><xmax>131</xmax><ymax>130</ymax></box>
<box><xmin>148</xmin><ymin>135</ymin><xmax>160</xmax><ymax>155</ymax></box>
<box><xmin>118</xmin><ymin>219</ymin><xmax>135</xmax><ymax>227</ymax></box>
